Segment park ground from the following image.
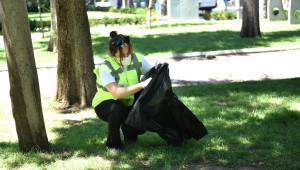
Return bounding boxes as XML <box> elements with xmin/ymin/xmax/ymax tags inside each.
<box><xmin>0</xmin><ymin>14</ymin><xmax>300</xmax><ymax>169</ymax></box>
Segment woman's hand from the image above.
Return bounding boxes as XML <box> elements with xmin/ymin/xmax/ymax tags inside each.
<box><xmin>105</xmin><ymin>77</ymin><xmax>152</xmax><ymax>99</ymax></box>
<box><xmin>140</xmin><ymin>77</ymin><xmax>152</xmax><ymax>88</ymax></box>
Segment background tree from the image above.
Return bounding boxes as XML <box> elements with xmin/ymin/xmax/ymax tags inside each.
<box><xmin>263</xmin><ymin>0</ymin><xmax>267</xmax><ymax>18</ymax></box>
<box><xmin>129</xmin><ymin>0</ymin><xmax>134</xmax><ymax>8</ymax></box>
<box><xmin>55</xmin><ymin>0</ymin><xmax>96</xmax><ymax>109</ymax></box>
<box><xmin>47</xmin><ymin>0</ymin><xmax>57</xmax><ymax>52</ymax></box>
<box><xmin>162</xmin><ymin>0</ymin><xmax>167</xmax><ymax>16</ymax></box>
<box><xmin>0</xmin><ymin>0</ymin><xmax>49</xmax><ymax>152</ymax></box>
<box><xmin>240</xmin><ymin>0</ymin><xmax>261</xmax><ymax>37</ymax></box>
<box><xmin>147</xmin><ymin>0</ymin><xmax>154</xmax><ymax>28</ymax></box>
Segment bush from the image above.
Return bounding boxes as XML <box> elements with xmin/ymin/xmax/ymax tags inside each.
<box><xmin>273</xmin><ymin>8</ymin><xmax>280</xmax><ymax>16</ymax></box>
<box><xmin>89</xmin><ymin>19</ymin><xmax>102</xmax><ymax>27</ymax></box>
<box><xmin>92</xmin><ymin>16</ymin><xmax>145</xmax><ymax>27</ymax></box>
<box><xmin>101</xmin><ymin>16</ymin><xmax>111</xmax><ymax>26</ymax></box>
<box><xmin>29</xmin><ymin>19</ymin><xmax>51</xmax><ymax>31</ymax></box>
<box><xmin>0</xmin><ymin>19</ymin><xmax>50</xmax><ymax>33</ymax></box>
<box><xmin>135</xmin><ymin>8</ymin><xmax>148</xmax><ymax>15</ymax></box>
<box><xmin>225</xmin><ymin>11</ymin><xmax>236</xmax><ymax>20</ymax></box>
<box><xmin>120</xmin><ymin>8</ymin><xmax>135</xmax><ymax>14</ymax></box>
<box><xmin>0</xmin><ymin>16</ymin><xmax>145</xmax><ymax>33</ymax></box>
<box><xmin>211</xmin><ymin>11</ymin><xmax>236</xmax><ymax>20</ymax></box>
<box><xmin>86</xmin><ymin>4</ymin><xmax>109</xmax><ymax>12</ymax></box>
<box><xmin>284</xmin><ymin>10</ymin><xmax>288</xmax><ymax>19</ymax></box>
<box><xmin>108</xmin><ymin>7</ymin><xmax>119</xmax><ymax>13</ymax></box>
<box><xmin>294</xmin><ymin>10</ymin><xmax>300</xmax><ymax>18</ymax></box>
<box><xmin>203</xmin><ymin>10</ymin><xmax>211</xmax><ymax>20</ymax></box>
<box><xmin>108</xmin><ymin>7</ymin><xmax>151</xmax><ymax>15</ymax></box>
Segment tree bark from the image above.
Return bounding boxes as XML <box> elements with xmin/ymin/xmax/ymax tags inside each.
<box><xmin>162</xmin><ymin>0</ymin><xmax>167</xmax><ymax>16</ymax></box>
<box><xmin>48</xmin><ymin>0</ymin><xmax>57</xmax><ymax>52</ymax></box>
<box><xmin>55</xmin><ymin>0</ymin><xmax>96</xmax><ymax>110</ymax></box>
<box><xmin>129</xmin><ymin>0</ymin><xmax>134</xmax><ymax>8</ymax></box>
<box><xmin>0</xmin><ymin>0</ymin><xmax>49</xmax><ymax>152</ymax></box>
<box><xmin>147</xmin><ymin>0</ymin><xmax>154</xmax><ymax>28</ymax></box>
<box><xmin>240</xmin><ymin>0</ymin><xmax>261</xmax><ymax>38</ymax></box>
<box><xmin>263</xmin><ymin>0</ymin><xmax>267</xmax><ymax>19</ymax></box>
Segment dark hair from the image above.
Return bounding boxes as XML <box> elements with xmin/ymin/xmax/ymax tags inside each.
<box><xmin>108</xmin><ymin>31</ymin><xmax>133</xmax><ymax>60</ymax></box>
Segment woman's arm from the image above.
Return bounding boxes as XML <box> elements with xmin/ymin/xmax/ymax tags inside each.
<box><xmin>106</xmin><ymin>77</ymin><xmax>152</xmax><ymax>99</ymax></box>
<box><xmin>141</xmin><ymin>56</ymin><xmax>154</xmax><ymax>74</ymax></box>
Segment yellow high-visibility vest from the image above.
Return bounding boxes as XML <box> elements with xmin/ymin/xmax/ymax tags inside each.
<box><xmin>92</xmin><ymin>53</ymin><xmax>143</xmax><ymax>108</ymax></box>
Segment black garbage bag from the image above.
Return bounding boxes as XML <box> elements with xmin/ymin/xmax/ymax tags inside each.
<box><xmin>125</xmin><ymin>63</ymin><xmax>208</xmax><ymax>145</ymax></box>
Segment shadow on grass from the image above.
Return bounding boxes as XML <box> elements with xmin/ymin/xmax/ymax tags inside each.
<box><xmin>92</xmin><ymin>30</ymin><xmax>300</xmax><ymax>58</ymax></box>
<box><xmin>1</xmin><ymin>78</ymin><xmax>300</xmax><ymax>169</ymax></box>
<box><xmin>33</xmin><ymin>40</ymin><xmax>50</xmax><ymax>51</ymax></box>
<box><xmin>173</xmin><ymin>78</ymin><xmax>300</xmax><ymax>168</ymax></box>
<box><xmin>52</xmin><ymin>78</ymin><xmax>299</xmax><ymax>169</ymax></box>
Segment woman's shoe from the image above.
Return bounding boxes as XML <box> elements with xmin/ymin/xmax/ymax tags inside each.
<box><xmin>106</xmin><ymin>142</ymin><xmax>124</xmax><ymax>151</ymax></box>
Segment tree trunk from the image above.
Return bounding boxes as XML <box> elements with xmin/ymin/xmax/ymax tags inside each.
<box><xmin>263</xmin><ymin>0</ymin><xmax>267</xmax><ymax>19</ymax></box>
<box><xmin>55</xmin><ymin>0</ymin><xmax>96</xmax><ymax>110</ymax></box>
<box><xmin>129</xmin><ymin>0</ymin><xmax>134</xmax><ymax>8</ymax></box>
<box><xmin>122</xmin><ymin>0</ymin><xmax>126</xmax><ymax>8</ymax></box>
<box><xmin>48</xmin><ymin>0</ymin><xmax>57</xmax><ymax>52</ymax></box>
<box><xmin>0</xmin><ymin>0</ymin><xmax>49</xmax><ymax>152</ymax></box>
<box><xmin>147</xmin><ymin>0</ymin><xmax>154</xmax><ymax>28</ymax></box>
<box><xmin>162</xmin><ymin>0</ymin><xmax>167</xmax><ymax>16</ymax></box>
<box><xmin>240</xmin><ymin>0</ymin><xmax>261</xmax><ymax>38</ymax></box>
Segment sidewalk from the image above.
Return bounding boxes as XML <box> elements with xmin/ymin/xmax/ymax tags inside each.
<box><xmin>144</xmin><ymin>45</ymin><xmax>300</xmax><ymax>62</ymax></box>
<box><xmin>1</xmin><ymin>47</ymin><xmax>300</xmax><ymax>100</ymax></box>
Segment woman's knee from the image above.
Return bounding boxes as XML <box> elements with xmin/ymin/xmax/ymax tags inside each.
<box><xmin>108</xmin><ymin>101</ymin><xmax>128</xmax><ymax>122</ymax></box>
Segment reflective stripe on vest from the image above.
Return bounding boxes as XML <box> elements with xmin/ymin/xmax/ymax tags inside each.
<box><xmin>92</xmin><ymin>54</ymin><xmax>143</xmax><ymax>108</ymax></box>
<box><xmin>96</xmin><ymin>54</ymin><xmax>142</xmax><ymax>92</ymax></box>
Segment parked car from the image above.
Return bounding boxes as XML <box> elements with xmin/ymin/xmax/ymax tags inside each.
<box><xmin>95</xmin><ymin>0</ymin><xmax>112</xmax><ymax>7</ymax></box>
<box><xmin>199</xmin><ymin>0</ymin><xmax>217</xmax><ymax>10</ymax></box>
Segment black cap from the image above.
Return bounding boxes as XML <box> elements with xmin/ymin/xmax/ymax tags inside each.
<box><xmin>111</xmin><ymin>35</ymin><xmax>130</xmax><ymax>47</ymax></box>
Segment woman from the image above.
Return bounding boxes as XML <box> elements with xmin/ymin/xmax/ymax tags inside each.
<box><xmin>92</xmin><ymin>31</ymin><xmax>153</xmax><ymax>150</ymax></box>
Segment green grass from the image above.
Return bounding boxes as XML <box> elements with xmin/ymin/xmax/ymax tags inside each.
<box><xmin>0</xmin><ymin>20</ymin><xmax>300</xmax><ymax>67</ymax></box>
<box><xmin>92</xmin><ymin>29</ymin><xmax>300</xmax><ymax>58</ymax></box>
<box><xmin>1</xmin><ymin>78</ymin><xmax>300</xmax><ymax>169</ymax></box>
<box><xmin>28</xmin><ymin>12</ymin><xmax>51</xmax><ymax>21</ymax></box>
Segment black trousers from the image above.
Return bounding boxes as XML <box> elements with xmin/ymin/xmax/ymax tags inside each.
<box><xmin>94</xmin><ymin>94</ymin><xmax>145</xmax><ymax>147</ymax></box>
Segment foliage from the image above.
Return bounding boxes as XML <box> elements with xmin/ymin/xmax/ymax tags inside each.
<box><xmin>29</xmin><ymin>19</ymin><xmax>51</xmax><ymax>32</ymax></box>
<box><xmin>272</xmin><ymin>7</ymin><xmax>280</xmax><ymax>16</ymax></box>
<box><xmin>89</xmin><ymin>16</ymin><xmax>145</xmax><ymax>27</ymax></box>
<box><xmin>294</xmin><ymin>10</ymin><xmax>300</xmax><ymax>18</ymax></box>
<box><xmin>109</xmin><ymin>7</ymin><xmax>141</xmax><ymax>14</ymax></box>
<box><xmin>211</xmin><ymin>11</ymin><xmax>237</xmax><ymax>20</ymax></box>
<box><xmin>108</xmin><ymin>7</ymin><xmax>155</xmax><ymax>15</ymax></box>
<box><xmin>86</xmin><ymin>4</ymin><xmax>110</xmax><ymax>12</ymax></box>
<box><xmin>203</xmin><ymin>10</ymin><xmax>212</xmax><ymax>20</ymax></box>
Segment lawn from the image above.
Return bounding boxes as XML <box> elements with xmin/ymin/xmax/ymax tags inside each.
<box><xmin>0</xmin><ymin>78</ymin><xmax>300</xmax><ymax>169</ymax></box>
<box><xmin>0</xmin><ymin>20</ymin><xmax>299</xmax><ymax>69</ymax></box>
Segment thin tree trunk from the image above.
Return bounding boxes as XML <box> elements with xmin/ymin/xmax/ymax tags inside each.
<box><xmin>147</xmin><ymin>0</ymin><xmax>154</xmax><ymax>28</ymax></box>
<box><xmin>0</xmin><ymin>0</ymin><xmax>49</xmax><ymax>152</ymax></box>
<box><xmin>129</xmin><ymin>0</ymin><xmax>134</xmax><ymax>8</ymax></box>
<box><xmin>122</xmin><ymin>0</ymin><xmax>126</xmax><ymax>8</ymax></box>
<box><xmin>48</xmin><ymin>0</ymin><xmax>57</xmax><ymax>52</ymax></box>
<box><xmin>263</xmin><ymin>0</ymin><xmax>267</xmax><ymax>19</ymax></box>
<box><xmin>240</xmin><ymin>0</ymin><xmax>261</xmax><ymax>38</ymax></box>
<box><xmin>162</xmin><ymin>0</ymin><xmax>167</xmax><ymax>16</ymax></box>
<box><xmin>55</xmin><ymin>0</ymin><xmax>96</xmax><ymax>110</ymax></box>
